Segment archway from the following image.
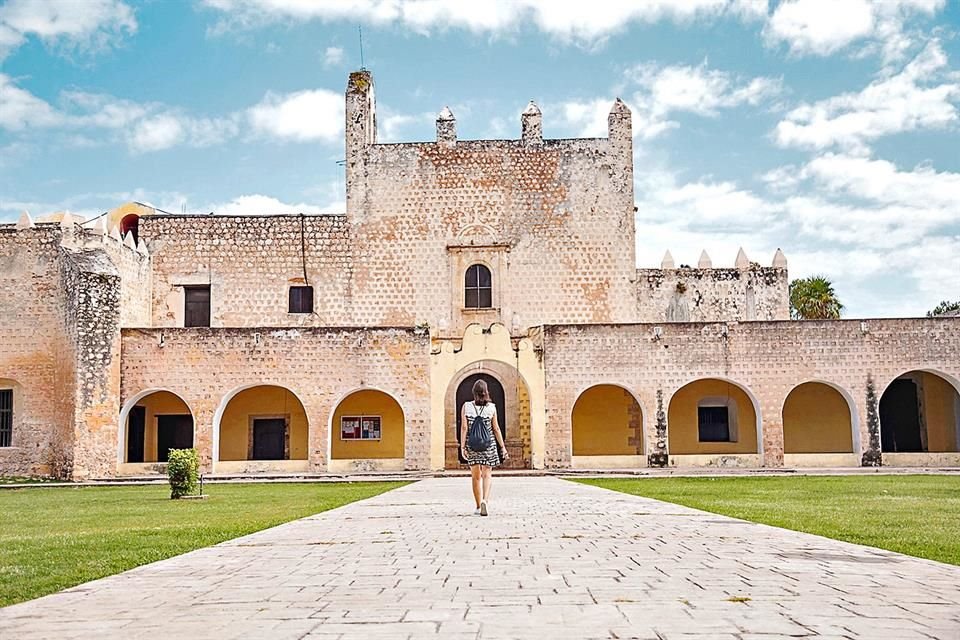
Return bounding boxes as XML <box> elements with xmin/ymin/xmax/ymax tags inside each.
<box><xmin>571</xmin><ymin>384</ymin><xmax>644</xmax><ymax>458</ymax></box>
<box><xmin>120</xmin><ymin>390</ymin><xmax>194</xmax><ymax>464</ymax></box>
<box><xmin>782</xmin><ymin>382</ymin><xmax>854</xmax><ymax>454</ymax></box>
<box><xmin>667</xmin><ymin>378</ymin><xmax>761</xmax><ymax>461</ymax></box>
<box><xmin>444</xmin><ymin>361</ymin><xmax>531</xmax><ymax>469</ymax></box>
<box><xmin>120</xmin><ymin>214</ymin><xmax>139</xmax><ymax>243</ymax></box>
<box><xmin>880</xmin><ymin>371</ymin><xmax>960</xmax><ymax>454</ymax></box>
<box><xmin>330</xmin><ymin>389</ymin><xmax>405</xmax><ymax>470</ymax></box>
<box><xmin>215</xmin><ymin>385</ymin><xmax>308</xmax><ymax>471</ymax></box>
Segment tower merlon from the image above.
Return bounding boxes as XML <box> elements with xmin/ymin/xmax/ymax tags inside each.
<box><xmin>436</xmin><ymin>106</ymin><xmax>456</xmax><ymax>147</ymax></box>
<box><xmin>521</xmin><ymin>100</ymin><xmax>543</xmax><ymax>147</ymax></box>
<box><xmin>16</xmin><ymin>210</ymin><xmax>34</xmax><ymax>229</ymax></box>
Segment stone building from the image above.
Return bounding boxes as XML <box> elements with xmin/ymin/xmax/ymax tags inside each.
<box><xmin>1</xmin><ymin>70</ymin><xmax>958</xmax><ymax>480</ymax></box>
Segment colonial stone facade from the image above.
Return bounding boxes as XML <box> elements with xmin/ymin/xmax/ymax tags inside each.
<box><xmin>1</xmin><ymin>70</ymin><xmax>958</xmax><ymax>479</ymax></box>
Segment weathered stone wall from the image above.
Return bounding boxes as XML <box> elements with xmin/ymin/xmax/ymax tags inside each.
<box><xmin>119</xmin><ymin>327</ymin><xmax>431</xmax><ymax>472</ymax></box>
<box><xmin>636</xmin><ymin>266</ymin><xmax>789</xmax><ymax>322</ymax></box>
<box><xmin>345</xmin><ymin>70</ymin><xmax>637</xmax><ymax>333</ymax></box>
<box><xmin>139</xmin><ymin>215</ymin><xmax>352</xmax><ymax>328</ymax></box>
<box><xmin>57</xmin><ymin>248</ymin><xmax>124</xmax><ymax>480</ymax></box>
<box><xmin>540</xmin><ymin>318</ymin><xmax>960</xmax><ymax>468</ymax></box>
<box><xmin>0</xmin><ymin>226</ymin><xmax>65</xmax><ymax>476</ymax></box>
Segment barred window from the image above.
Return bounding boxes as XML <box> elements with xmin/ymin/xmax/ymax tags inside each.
<box><xmin>698</xmin><ymin>406</ymin><xmax>731</xmax><ymax>442</ymax></box>
<box><xmin>0</xmin><ymin>389</ymin><xmax>12</xmax><ymax>447</ymax></box>
<box><xmin>464</xmin><ymin>264</ymin><xmax>492</xmax><ymax>309</ymax></box>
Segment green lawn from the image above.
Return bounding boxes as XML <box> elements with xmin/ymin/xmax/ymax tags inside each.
<box><xmin>573</xmin><ymin>475</ymin><xmax>960</xmax><ymax>566</ymax></box>
<box><xmin>0</xmin><ymin>481</ymin><xmax>406</xmax><ymax>607</ymax></box>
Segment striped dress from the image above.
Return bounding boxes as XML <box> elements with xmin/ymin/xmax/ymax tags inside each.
<box><xmin>463</xmin><ymin>401</ymin><xmax>501</xmax><ymax>467</ymax></box>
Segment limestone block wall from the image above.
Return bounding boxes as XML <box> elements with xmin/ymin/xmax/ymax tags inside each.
<box><xmin>139</xmin><ymin>215</ymin><xmax>353</xmax><ymax>328</ymax></box>
<box><xmin>119</xmin><ymin>327</ymin><xmax>431</xmax><ymax>472</ymax></box>
<box><xmin>636</xmin><ymin>265</ymin><xmax>789</xmax><ymax>322</ymax></box>
<box><xmin>0</xmin><ymin>226</ymin><xmax>66</xmax><ymax>476</ymax></box>
<box><xmin>57</xmin><ymin>248</ymin><xmax>125</xmax><ymax>480</ymax></box>
<box><xmin>539</xmin><ymin>319</ymin><xmax>960</xmax><ymax>468</ymax></box>
<box><xmin>345</xmin><ymin>70</ymin><xmax>637</xmax><ymax>333</ymax></box>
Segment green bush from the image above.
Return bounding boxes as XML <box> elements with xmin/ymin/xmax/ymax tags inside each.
<box><xmin>166</xmin><ymin>449</ymin><xmax>199</xmax><ymax>499</ymax></box>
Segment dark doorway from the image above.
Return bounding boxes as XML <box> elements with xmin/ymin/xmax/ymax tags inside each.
<box><xmin>120</xmin><ymin>214</ymin><xmax>139</xmax><ymax>244</ymax></box>
<box><xmin>127</xmin><ymin>405</ymin><xmax>146</xmax><ymax>463</ymax></box>
<box><xmin>880</xmin><ymin>378</ymin><xmax>924</xmax><ymax>452</ymax></box>
<box><xmin>157</xmin><ymin>415</ymin><xmax>194</xmax><ymax>462</ymax></box>
<box><xmin>455</xmin><ymin>374</ymin><xmax>506</xmax><ymax>463</ymax></box>
<box><xmin>253</xmin><ymin>418</ymin><xmax>286</xmax><ymax>460</ymax></box>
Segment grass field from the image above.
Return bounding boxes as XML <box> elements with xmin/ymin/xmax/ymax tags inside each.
<box><xmin>574</xmin><ymin>475</ymin><xmax>960</xmax><ymax>566</ymax></box>
<box><xmin>0</xmin><ymin>481</ymin><xmax>405</xmax><ymax>607</ymax></box>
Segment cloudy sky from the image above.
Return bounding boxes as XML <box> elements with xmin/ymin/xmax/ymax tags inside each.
<box><xmin>1</xmin><ymin>0</ymin><xmax>959</xmax><ymax>318</ymax></box>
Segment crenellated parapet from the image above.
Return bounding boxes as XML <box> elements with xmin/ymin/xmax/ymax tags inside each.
<box><xmin>637</xmin><ymin>247</ymin><xmax>790</xmax><ymax>322</ymax></box>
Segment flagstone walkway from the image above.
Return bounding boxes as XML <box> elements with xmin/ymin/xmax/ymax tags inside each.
<box><xmin>2</xmin><ymin>477</ymin><xmax>959</xmax><ymax>639</ymax></box>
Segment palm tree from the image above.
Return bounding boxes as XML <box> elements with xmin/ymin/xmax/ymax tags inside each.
<box><xmin>789</xmin><ymin>276</ymin><xmax>844</xmax><ymax>320</ymax></box>
<box><xmin>927</xmin><ymin>300</ymin><xmax>960</xmax><ymax>317</ymax></box>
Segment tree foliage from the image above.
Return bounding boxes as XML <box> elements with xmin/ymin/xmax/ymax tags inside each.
<box><xmin>789</xmin><ymin>276</ymin><xmax>844</xmax><ymax>320</ymax></box>
<box><xmin>927</xmin><ymin>300</ymin><xmax>960</xmax><ymax>317</ymax></box>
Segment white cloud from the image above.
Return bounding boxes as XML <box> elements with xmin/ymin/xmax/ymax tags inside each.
<box><xmin>560</xmin><ymin>61</ymin><xmax>780</xmax><ymax>138</ymax></box>
<box><xmin>764</xmin><ymin>0</ymin><xmax>944</xmax><ymax>61</ymax></box>
<box><xmin>204</xmin><ymin>194</ymin><xmax>344</xmax><ymax>215</ymax></box>
<box><xmin>323</xmin><ymin>46</ymin><xmax>344</xmax><ymax>66</ymax></box>
<box><xmin>203</xmin><ymin>0</ymin><xmax>766</xmax><ymax>44</ymax></box>
<box><xmin>247</xmin><ymin>89</ymin><xmax>343</xmax><ymax>142</ymax></box>
<box><xmin>0</xmin><ymin>73</ymin><xmax>63</xmax><ymax>129</ymax></box>
<box><xmin>773</xmin><ymin>40</ymin><xmax>960</xmax><ymax>151</ymax></box>
<box><xmin>0</xmin><ymin>0</ymin><xmax>136</xmax><ymax>60</ymax></box>
<box><xmin>1</xmin><ymin>74</ymin><xmax>341</xmax><ymax>151</ymax></box>
<box><xmin>127</xmin><ymin>115</ymin><xmax>184</xmax><ymax>152</ymax></box>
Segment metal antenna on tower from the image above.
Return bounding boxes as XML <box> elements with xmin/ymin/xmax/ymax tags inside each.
<box><xmin>359</xmin><ymin>25</ymin><xmax>365</xmax><ymax>70</ymax></box>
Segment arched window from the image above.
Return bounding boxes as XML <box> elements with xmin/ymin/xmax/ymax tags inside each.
<box><xmin>464</xmin><ymin>264</ymin><xmax>492</xmax><ymax>309</ymax></box>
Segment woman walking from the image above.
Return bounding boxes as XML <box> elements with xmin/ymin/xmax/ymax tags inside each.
<box><xmin>460</xmin><ymin>379</ymin><xmax>508</xmax><ymax>516</ymax></box>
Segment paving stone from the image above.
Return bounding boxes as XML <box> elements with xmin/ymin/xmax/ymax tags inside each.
<box><xmin>1</xmin><ymin>478</ymin><xmax>959</xmax><ymax>639</ymax></box>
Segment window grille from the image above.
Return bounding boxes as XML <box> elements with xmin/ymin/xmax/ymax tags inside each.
<box><xmin>0</xmin><ymin>390</ymin><xmax>12</xmax><ymax>447</ymax></box>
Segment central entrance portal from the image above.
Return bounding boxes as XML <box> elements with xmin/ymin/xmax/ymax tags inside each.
<box><xmin>445</xmin><ymin>361</ymin><xmax>531</xmax><ymax>470</ymax></box>
<box><xmin>455</xmin><ymin>374</ymin><xmax>507</xmax><ymax>463</ymax></box>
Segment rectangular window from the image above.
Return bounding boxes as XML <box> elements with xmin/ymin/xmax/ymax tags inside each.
<box><xmin>288</xmin><ymin>286</ymin><xmax>314</xmax><ymax>314</ymax></box>
<box><xmin>184</xmin><ymin>286</ymin><xmax>211</xmax><ymax>328</ymax></box>
<box><xmin>340</xmin><ymin>415</ymin><xmax>381</xmax><ymax>440</ymax></box>
<box><xmin>698</xmin><ymin>406</ymin><xmax>731</xmax><ymax>442</ymax></box>
<box><xmin>0</xmin><ymin>389</ymin><xmax>12</xmax><ymax>447</ymax></box>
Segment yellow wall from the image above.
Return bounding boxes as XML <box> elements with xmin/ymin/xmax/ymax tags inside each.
<box><xmin>219</xmin><ymin>386</ymin><xmax>308</xmax><ymax>461</ymax></box>
<box><xmin>572</xmin><ymin>385</ymin><xmax>642</xmax><ymax>456</ymax></box>
<box><xmin>782</xmin><ymin>382</ymin><xmax>853</xmax><ymax>453</ymax></box>
<box><xmin>668</xmin><ymin>379</ymin><xmax>757</xmax><ymax>454</ymax></box>
<box><xmin>331</xmin><ymin>390</ymin><xmax>404</xmax><ymax>459</ymax></box>
<box><xmin>132</xmin><ymin>391</ymin><xmax>192</xmax><ymax>462</ymax></box>
<box><xmin>921</xmin><ymin>373</ymin><xmax>959</xmax><ymax>452</ymax></box>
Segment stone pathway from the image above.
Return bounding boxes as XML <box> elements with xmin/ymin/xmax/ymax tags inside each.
<box><xmin>2</xmin><ymin>477</ymin><xmax>959</xmax><ymax>639</ymax></box>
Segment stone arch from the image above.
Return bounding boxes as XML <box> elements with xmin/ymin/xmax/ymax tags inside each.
<box><xmin>444</xmin><ymin>360</ymin><xmax>531</xmax><ymax>469</ymax></box>
<box><xmin>782</xmin><ymin>380</ymin><xmax>856</xmax><ymax>454</ymax></box>
<box><xmin>571</xmin><ymin>383</ymin><xmax>645</xmax><ymax>457</ymax></box>
<box><xmin>120</xmin><ymin>213</ymin><xmax>139</xmax><ymax>243</ymax></box>
<box><xmin>667</xmin><ymin>377</ymin><xmax>762</xmax><ymax>461</ymax></box>
<box><xmin>117</xmin><ymin>389</ymin><xmax>195</xmax><ymax>467</ymax></box>
<box><xmin>879</xmin><ymin>369</ymin><xmax>960</xmax><ymax>454</ymax></box>
<box><xmin>212</xmin><ymin>384</ymin><xmax>309</xmax><ymax>472</ymax></box>
<box><xmin>327</xmin><ymin>387</ymin><xmax>406</xmax><ymax>470</ymax></box>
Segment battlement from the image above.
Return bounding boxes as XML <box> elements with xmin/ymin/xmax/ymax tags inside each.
<box><xmin>636</xmin><ymin>248</ymin><xmax>790</xmax><ymax>323</ymax></box>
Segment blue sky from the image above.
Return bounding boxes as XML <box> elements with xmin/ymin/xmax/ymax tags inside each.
<box><xmin>1</xmin><ymin>0</ymin><xmax>958</xmax><ymax>318</ymax></box>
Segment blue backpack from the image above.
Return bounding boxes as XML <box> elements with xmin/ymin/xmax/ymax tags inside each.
<box><xmin>467</xmin><ymin>402</ymin><xmax>493</xmax><ymax>451</ymax></box>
